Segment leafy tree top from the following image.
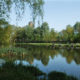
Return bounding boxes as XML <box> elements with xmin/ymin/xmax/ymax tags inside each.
<box><xmin>0</xmin><ymin>0</ymin><xmax>44</xmax><ymax>24</ymax></box>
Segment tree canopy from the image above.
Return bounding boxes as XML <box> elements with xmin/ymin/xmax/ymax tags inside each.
<box><xmin>0</xmin><ymin>0</ymin><xmax>44</xmax><ymax>24</ymax></box>
<box><xmin>0</xmin><ymin>19</ymin><xmax>12</xmax><ymax>44</ymax></box>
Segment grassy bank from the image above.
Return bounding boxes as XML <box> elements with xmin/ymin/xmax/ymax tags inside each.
<box><xmin>16</xmin><ymin>43</ymin><xmax>52</xmax><ymax>46</ymax></box>
<box><xmin>16</xmin><ymin>43</ymin><xmax>80</xmax><ymax>48</ymax></box>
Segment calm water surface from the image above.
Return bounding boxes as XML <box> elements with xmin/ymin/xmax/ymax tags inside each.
<box><xmin>0</xmin><ymin>45</ymin><xmax>80</xmax><ymax>79</ymax></box>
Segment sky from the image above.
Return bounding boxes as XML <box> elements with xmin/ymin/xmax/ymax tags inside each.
<box><xmin>9</xmin><ymin>0</ymin><xmax>80</xmax><ymax>32</ymax></box>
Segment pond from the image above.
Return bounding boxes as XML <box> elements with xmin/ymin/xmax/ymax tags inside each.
<box><xmin>0</xmin><ymin>45</ymin><xmax>80</xmax><ymax>80</ymax></box>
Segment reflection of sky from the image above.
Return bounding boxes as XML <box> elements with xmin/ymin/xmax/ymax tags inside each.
<box><xmin>9</xmin><ymin>0</ymin><xmax>80</xmax><ymax>32</ymax></box>
<box><xmin>14</xmin><ymin>60</ymin><xmax>30</xmax><ymax>66</ymax></box>
<box><xmin>14</xmin><ymin>55</ymin><xmax>80</xmax><ymax>79</ymax></box>
<box><xmin>0</xmin><ymin>53</ymin><xmax>80</xmax><ymax>79</ymax></box>
<box><xmin>0</xmin><ymin>59</ymin><xmax>5</xmax><ymax>66</ymax></box>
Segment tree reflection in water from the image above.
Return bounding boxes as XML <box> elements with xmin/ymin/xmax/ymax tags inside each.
<box><xmin>0</xmin><ymin>45</ymin><xmax>80</xmax><ymax>79</ymax></box>
<box><xmin>0</xmin><ymin>46</ymin><xmax>80</xmax><ymax>65</ymax></box>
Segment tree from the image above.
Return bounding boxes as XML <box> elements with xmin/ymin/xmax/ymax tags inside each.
<box><xmin>30</xmin><ymin>0</ymin><xmax>44</xmax><ymax>26</ymax></box>
<box><xmin>60</xmin><ymin>30</ymin><xmax>68</xmax><ymax>41</ymax></box>
<box><xmin>49</xmin><ymin>29</ymin><xmax>57</xmax><ymax>41</ymax></box>
<box><xmin>33</xmin><ymin>27</ymin><xmax>42</xmax><ymax>41</ymax></box>
<box><xmin>0</xmin><ymin>19</ymin><xmax>12</xmax><ymax>44</ymax></box>
<box><xmin>74</xmin><ymin>33</ymin><xmax>80</xmax><ymax>42</ymax></box>
<box><xmin>25</xmin><ymin>25</ymin><xmax>34</xmax><ymax>41</ymax></box>
<box><xmin>74</xmin><ymin>22</ymin><xmax>80</xmax><ymax>33</ymax></box>
<box><xmin>73</xmin><ymin>22</ymin><xmax>80</xmax><ymax>42</ymax></box>
<box><xmin>59</xmin><ymin>25</ymin><xmax>74</xmax><ymax>42</ymax></box>
<box><xmin>0</xmin><ymin>0</ymin><xmax>44</xmax><ymax>25</ymax></box>
<box><xmin>66</xmin><ymin>25</ymin><xmax>74</xmax><ymax>41</ymax></box>
<box><xmin>41</xmin><ymin>22</ymin><xmax>49</xmax><ymax>41</ymax></box>
<box><xmin>15</xmin><ymin>27</ymin><xmax>26</xmax><ymax>42</ymax></box>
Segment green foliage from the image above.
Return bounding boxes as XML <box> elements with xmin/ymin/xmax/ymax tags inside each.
<box><xmin>74</xmin><ymin>33</ymin><xmax>80</xmax><ymax>42</ymax></box>
<box><xmin>61</xmin><ymin>30</ymin><xmax>69</xmax><ymax>41</ymax></box>
<box><xmin>29</xmin><ymin>0</ymin><xmax>44</xmax><ymax>26</ymax></box>
<box><xmin>13</xmin><ymin>21</ymin><xmax>80</xmax><ymax>43</ymax></box>
<box><xmin>0</xmin><ymin>19</ymin><xmax>13</xmax><ymax>44</ymax></box>
<box><xmin>0</xmin><ymin>20</ymin><xmax>80</xmax><ymax>44</ymax></box>
<box><xmin>59</xmin><ymin>24</ymin><xmax>78</xmax><ymax>42</ymax></box>
<box><xmin>49</xmin><ymin>29</ymin><xmax>57</xmax><ymax>41</ymax></box>
<box><xmin>41</xmin><ymin>22</ymin><xmax>49</xmax><ymax>41</ymax></box>
<box><xmin>15</xmin><ymin>27</ymin><xmax>26</xmax><ymax>42</ymax></box>
<box><xmin>33</xmin><ymin>27</ymin><xmax>42</xmax><ymax>41</ymax></box>
<box><xmin>14</xmin><ymin>22</ymin><xmax>57</xmax><ymax>42</ymax></box>
<box><xmin>25</xmin><ymin>25</ymin><xmax>34</xmax><ymax>41</ymax></box>
<box><xmin>41</xmin><ymin>22</ymin><xmax>49</xmax><ymax>34</ymax></box>
<box><xmin>0</xmin><ymin>0</ymin><xmax>44</xmax><ymax>24</ymax></box>
<box><xmin>74</xmin><ymin>22</ymin><xmax>80</xmax><ymax>33</ymax></box>
<box><xmin>66</xmin><ymin>25</ymin><xmax>74</xmax><ymax>41</ymax></box>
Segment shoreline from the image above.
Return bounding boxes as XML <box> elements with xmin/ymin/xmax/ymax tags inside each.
<box><xmin>16</xmin><ymin>43</ymin><xmax>80</xmax><ymax>49</ymax></box>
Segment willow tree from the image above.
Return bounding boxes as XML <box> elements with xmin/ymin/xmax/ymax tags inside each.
<box><xmin>0</xmin><ymin>0</ymin><xmax>44</xmax><ymax>26</ymax></box>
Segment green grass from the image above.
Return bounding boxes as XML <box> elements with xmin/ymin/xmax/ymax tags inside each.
<box><xmin>16</xmin><ymin>43</ymin><xmax>80</xmax><ymax>48</ymax></box>
<box><xmin>16</xmin><ymin>43</ymin><xmax>52</xmax><ymax>46</ymax></box>
<box><xmin>26</xmin><ymin>43</ymin><xmax>52</xmax><ymax>46</ymax></box>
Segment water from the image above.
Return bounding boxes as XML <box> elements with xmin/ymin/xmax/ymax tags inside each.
<box><xmin>0</xmin><ymin>45</ymin><xmax>80</xmax><ymax>79</ymax></box>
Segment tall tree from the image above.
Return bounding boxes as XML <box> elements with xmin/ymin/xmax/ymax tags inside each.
<box><xmin>25</xmin><ymin>25</ymin><xmax>34</xmax><ymax>41</ymax></box>
<box><xmin>41</xmin><ymin>22</ymin><xmax>49</xmax><ymax>41</ymax></box>
<box><xmin>66</xmin><ymin>25</ymin><xmax>74</xmax><ymax>41</ymax></box>
<box><xmin>33</xmin><ymin>27</ymin><xmax>42</xmax><ymax>41</ymax></box>
<box><xmin>49</xmin><ymin>29</ymin><xmax>57</xmax><ymax>41</ymax></box>
<box><xmin>74</xmin><ymin>22</ymin><xmax>80</xmax><ymax>33</ymax></box>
